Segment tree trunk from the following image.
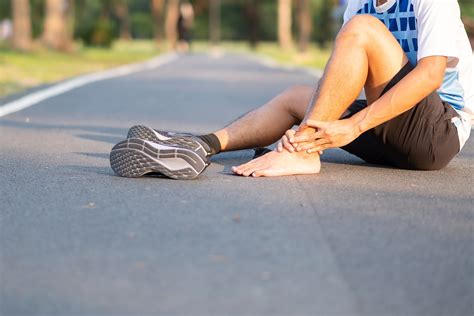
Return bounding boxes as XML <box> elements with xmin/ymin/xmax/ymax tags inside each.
<box><xmin>209</xmin><ymin>0</ymin><xmax>221</xmax><ymax>46</ymax></box>
<box><xmin>317</xmin><ymin>0</ymin><xmax>333</xmax><ymax>48</ymax></box>
<box><xmin>245</xmin><ymin>0</ymin><xmax>259</xmax><ymax>49</ymax></box>
<box><xmin>193</xmin><ymin>0</ymin><xmax>208</xmax><ymax>15</ymax></box>
<box><xmin>151</xmin><ymin>0</ymin><xmax>165</xmax><ymax>45</ymax></box>
<box><xmin>165</xmin><ymin>0</ymin><xmax>180</xmax><ymax>49</ymax></box>
<box><xmin>296</xmin><ymin>0</ymin><xmax>312</xmax><ymax>52</ymax></box>
<box><xmin>42</xmin><ymin>0</ymin><xmax>73</xmax><ymax>51</ymax></box>
<box><xmin>115</xmin><ymin>1</ymin><xmax>131</xmax><ymax>41</ymax></box>
<box><xmin>278</xmin><ymin>0</ymin><xmax>293</xmax><ymax>50</ymax></box>
<box><xmin>11</xmin><ymin>0</ymin><xmax>32</xmax><ymax>51</ymax></box>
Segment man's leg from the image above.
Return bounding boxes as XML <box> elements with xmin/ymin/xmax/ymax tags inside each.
<box><xmin>227</xmin><ymin>15</ymin><xmax>409</xmax><ymax>177</ymax></box>
<box><xmin>200</xmin><ymin>85</ymin><xmax>321</xmax><ymax>177</ymax></box>
<box><xmin>214</xmin><ymin>85</ymin><xmax>313</xmax><ymax>151</ymax></box>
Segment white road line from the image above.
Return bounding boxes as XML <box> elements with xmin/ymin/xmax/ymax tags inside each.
<box><xmin>0</xmin><ymin>52</ymin><xmax>179</xmax><ymax>118</ymax></box>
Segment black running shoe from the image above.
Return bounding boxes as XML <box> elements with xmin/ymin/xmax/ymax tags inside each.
<box><xmin>110</xmin><ymin>138</ymin><xmax>208</xmax><ymax>180</ymax></box>
<box><xmin>127</xmin><ymin>125</ymin><xmax>211</xmax><ymax>160</ymax></box>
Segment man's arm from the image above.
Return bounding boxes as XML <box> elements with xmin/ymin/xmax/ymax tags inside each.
<box><xmin>293</xmin><ymin>56</ymin><xmax>447</xmax><ymax>152</ymax></box>
<box><xmin>350</xmin><ymin>56</ymin><xmax>447</xmax><ymax>135</ymax></box>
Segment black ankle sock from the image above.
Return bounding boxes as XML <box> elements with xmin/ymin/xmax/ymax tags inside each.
<box><xmin>198</xmin><ymin>134</ymin><xmax>221</xmax><ymax>155</ymax></box>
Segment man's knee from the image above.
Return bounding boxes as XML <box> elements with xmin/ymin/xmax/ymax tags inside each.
<box><xmin>285</xmin><ymin>84</ymin><xmax>312</xmax><ymax>95</ymax></box>
<box><xmin>337</xmin><ymin>14</ymin><xmax>386</xmax><ymax>46</ymax></box>
<box><xmin>281</xmin><ymin>85</ymin><xmax>313</xmax><ymax>120</ymax></box>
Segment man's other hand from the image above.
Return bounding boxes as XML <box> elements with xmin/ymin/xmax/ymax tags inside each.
<box><xmin>291</xmin><ymin>118</ymin><xmax>362</xmax><ymax>153</ymax></box>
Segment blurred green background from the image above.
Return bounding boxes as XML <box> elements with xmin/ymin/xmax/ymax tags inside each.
<box><xmin>0</xmin><ymin>0</ymin><xmax>473</xmax><ymax>97</ymax></box>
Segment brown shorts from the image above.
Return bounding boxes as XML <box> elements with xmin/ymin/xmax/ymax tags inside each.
<box><xmin>341</xmin><ymin>62</ymin><xmax>460</xmax><ymax>170</ymax></box>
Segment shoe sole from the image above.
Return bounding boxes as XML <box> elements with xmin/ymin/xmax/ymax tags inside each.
<box><xmin>127</xmin><ymin>125</ymin><xmax>208</xmax><ymax>159</ymax></box>
<box><xmin>110</xmin><ymin>138</ymin><xmax>207</xmax><ymax>180</ymax></box>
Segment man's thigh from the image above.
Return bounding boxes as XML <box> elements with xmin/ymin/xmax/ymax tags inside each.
<box><xmin>341</xmin><ymin>15</ymin><xmax>409</xmax><ymax>104</ymax></box>
<box><xmin>341</xmin><ymin>63</ymin><xmax>460</xmax><ymax>170</ymax></box>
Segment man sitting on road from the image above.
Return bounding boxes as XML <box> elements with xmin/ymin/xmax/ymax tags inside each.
<box><xmin>110</xmin><ymin>0</ymin><xmax>473</xmax><ymax>180</ymax></box>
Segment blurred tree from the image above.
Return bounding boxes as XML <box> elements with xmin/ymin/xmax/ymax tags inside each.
<box><xmin>130</xmin><ymin>12</ymin><xmax>153</xmax><ymax>38</ymax></box>
<box><xmin>193</xmin><ymin>0</ymin><xmax>208</xmax><ymax>16</ymax></box>
<box><xmin>258</xmin><ymin>1</ymin><xmax>277</xmax><ymax>41</ymax></box>
<box><xmin>165</xmin><ymin>0</ymin><xmax>179</xmax><ymax>48</ymax></box>
<box><xmin>459</xmin><ymin>0</ymin><xmax>474</xmax><ymax>44</ymax></box>
<box><xmin>244</xmin><ymin>0</ymin><xmax>259</xmax><ymax>49</ymax></box>
<box><xmin>0</xmin><ymin>2</ymin><xmax>11</xmax><ymax>20</ymax></box>
<box><xmin>42</xmin><ymin>0</ymin><xmax>73</xmax><ymax>51</ymax></box>
<box><xmin>314</xmin><ymin>0</ymin><xmax>333</xmax><ymax>47</ymax></box>
<box><xmin>296</xmin><ymin>0</ymin><xmax>312</xmax><ymax>52</ymax></box>
<box><xmin>114</xmin><ymin>0</ymin><xmax>131</xmax><ymax>40</ymax></box>
<box><xmin>151</xmin><ymin>0</ymin><xmax>164</xmax><ymax>45</ymax></box>
<box><xmin>75</xmin><ymin>0</ymin><xmax>115</xmax><ymax>47</ymax></box>
<box><xmin>278</xmin><ymin>0</ymin><xmax>293</xmax><ymax>50</ymax></box>
<box><xmin>11</xmin><ymin>0</ymin><xmax>32</xmax><ymax>51</ymax></box>
<box><xmin>209</xmin><ymin>0</ymin><xmax>220</xmax><ymax>46</ymax></box>
<box><xmin>459</xmin><ymin>0</ymin><xmax>474</xmax><ymax>19</ymax></box>
<box><xmin>29</xmin><ymin>0</ymin><xmax>44</xmax><ymax>38</ymax></box>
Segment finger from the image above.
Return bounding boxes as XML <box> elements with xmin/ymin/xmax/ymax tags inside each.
<box><xmin>296</xmin><ymin>143</ymin><xmax>318</xmax><ymax>152</ymax></box>
<box><xmin>285</xmin><ymin>129</ymin><xmax>296</xmax><ymax>138</ymax></box>
<box><xmin>277</xmin><ymin>141</ymin><xmax>283</xmax><ymax>152</ymax></box>
<box><xmin>313</xmin><ymin>138</ymin><xmax>331</xmax><ymax>147</ymax></box>
<box><xmin>299</xmin><ymin>138</ymin><xmax>330</xmax><ymax>151</ymax></box>
<box><xmin>314</xmin><ymin>130</ymin><xmax>326</xmax><ymax>139</ymax></box>
<box><xmin>292</xmin><ymin>134</ymin><xmax>317</xmax><ymax>144</ymax></box>
<box><xmin>285</xmin><ymin>130</ymin><xmax>297</xmax><ymax>144</ymax></box>
<box><xmin>297</xmin><ymin>138</ymin><xmax>331</xmax><ymax>152</ymax></box>
<box><xmin>306</xmin><ymin>120</ymin><xmax>330</xmax><ymax>129</ymax></box>
<box><xmin>282</xmin><ymin>136</ymin><xmax>295</xmax><ymax>152</ymax></box>
<box><xmin>312</xmin><ymin>143</ymin><xmax>333</xmax><ymax>152</ymax></box>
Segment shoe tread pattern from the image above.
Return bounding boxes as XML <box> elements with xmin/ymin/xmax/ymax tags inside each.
<box><xmin>110</xmin><ymin>138</ymin><xmax>206</xmax><ymax>180</ymax></box>
<box><xmin>127</xmin><ymin>125</ymin><xmax>209</xmax><ymax>159</ymax></box>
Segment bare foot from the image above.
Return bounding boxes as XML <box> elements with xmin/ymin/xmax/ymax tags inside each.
<box><xmin>232</xmin><ymin>150</ymin><xmax>321</xmax><ymax>177</ymax></box>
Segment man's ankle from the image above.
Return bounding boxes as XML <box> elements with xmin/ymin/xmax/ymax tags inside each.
<box><xmin>197</xmin><ymin>134</ymin><xmax>221</xmax><ymax>155</ymax></box>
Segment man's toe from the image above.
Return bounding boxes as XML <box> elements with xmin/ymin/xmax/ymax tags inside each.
<box><xmin>252</xmin><ymin>171</ymin><xmax>263</xmax><ymax>177</ymax></box>
<box><xmin>232</xmin><ymin>166</ymin><xmax>243</xmax><ymax>174</ymax></box>
<box><xmin>241</xmin><ymin>165</ymin><xmax>260</xmax><ymax>177</ymax></box>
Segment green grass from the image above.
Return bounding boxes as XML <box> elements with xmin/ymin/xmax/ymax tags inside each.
<box><xmin>460</xmin><ymin>1</ymin><xmax>474</xmax><ymax>19</ymax></box>
<box><xmin>0</xmin><ymin>40</ymin><xmax>331</xmax><ymax>98</ymax></box>
<box><xmin>254</xmin><ymin>42</ymin><xmax>331</xmax><ymax>70</ymax></box>
<box><xmin>0</xmin><ymin>40</ymin><xmax>162</xmax><ymax>97</ymax></box>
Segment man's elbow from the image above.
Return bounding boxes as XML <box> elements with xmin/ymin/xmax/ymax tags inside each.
<box><xmin>418</xmin><ymin>57</ymin><xmax>447</xmax><ymax>91</ymax></box>
<box><xmin>416</xmin><ymin>67</ymin><xmax>444</xmax><ymax>92</ymax></box>
<box><xmin>428</xmin><ymin>71</ymin><xmax>444</xmax><ymax>90</ymax></box>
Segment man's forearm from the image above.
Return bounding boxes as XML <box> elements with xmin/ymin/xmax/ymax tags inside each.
<box><xmin>350</xmin><ymin>64</ymin><xmax>443</xmax><ymax>134</ymax></box>
<box><xmin>296</xmin><ymin>85</ymin><xmax>349</xmax><ymax>137</ymax></box>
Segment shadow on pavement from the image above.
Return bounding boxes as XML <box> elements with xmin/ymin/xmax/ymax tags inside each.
<box><xmin>76</xmin><ymin>133</ymin><xmax>123</xmax><ymax>145</ymax></box>
<box><xmin>74</xmin><ymin>152</ymin><xmax>110</xmax><ymax>159</ymax></box>
<box><xmin>65</xmin><ymin>165</ymin><xmax>115</xmax><ymax>176</ymax></box>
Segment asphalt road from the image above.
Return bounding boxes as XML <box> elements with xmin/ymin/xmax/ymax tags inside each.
<box><xmin>1</xmin><ymin>53</ymin><xmax>473</xmax><ymax>316</ymax></box>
